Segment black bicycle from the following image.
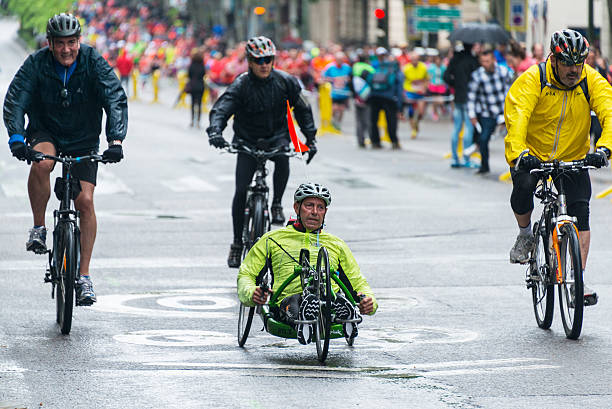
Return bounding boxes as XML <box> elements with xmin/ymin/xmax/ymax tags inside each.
<box><xmin>227</xmin><ymin>141</ymin><xmax>295</xmax><ymax>346</ymax></box>
<box><xmin>32</xmin><ymin>153</ymin><xmax>107</xmax><ymax>334</ymax></box>
<box><xmin>517</xmin><ymin>152</ymin><xmax>598</xmax><ymax>339</ymax></box>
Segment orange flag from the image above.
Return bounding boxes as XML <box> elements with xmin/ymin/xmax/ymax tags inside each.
<box><xmin>286</xmin><ymin>100</ymin><xmax>309</xmax><ymax>153</ymax></box>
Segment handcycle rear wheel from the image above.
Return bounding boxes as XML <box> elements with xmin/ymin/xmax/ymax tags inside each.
<box><xmin>530</xmin><ymin>222</ymin><xmax>554</xmax><ymax>329</ymax></box>
<box><xmin>315</xmin><ymin>247</ymin><xmax>332</xmax><ymax>363</ymax></box>
<box><xmin>558</xmin><ymin>224</ymin><xmax>583</xmax><ymax>340</ymax></box>
<box><xmin>55</xmin><ymin>224</ymin><xmax>76</xmax><ymax>335</ymax></box>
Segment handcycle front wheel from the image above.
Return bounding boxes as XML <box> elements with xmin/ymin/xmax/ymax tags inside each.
<box><xmin>314</xmin><ymin>247</ymin><xmax>332</xmax><ymax>363</ymax></box>
<box><xmin>530</xmin><ymin>222</ymin><xmax>554</xmax><ymax>329</ymax></box>
<box><xmin>55</xmin><ymin>224</ymin><xmax>76</xmax><ymax>335</ymax></box>
<box><xmin>237</xmin><ymin>302</ymin><xmax>255</xmax><ymax>347</ymax></box>
<box><xmin>558</xmin><ymin>224</ymin><xmax>583</xmax><ymax>340</ymax></box>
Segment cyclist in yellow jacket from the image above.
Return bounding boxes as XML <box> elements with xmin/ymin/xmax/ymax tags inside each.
<box><xmin>504</xmin><ymin>29</ymin><xmax>612</xmax><ymax>305</ymax></box>
<box><xmin>237</xmin><ymin>182</ymin><xmax>377</xmax><ymax>344</ymax></box>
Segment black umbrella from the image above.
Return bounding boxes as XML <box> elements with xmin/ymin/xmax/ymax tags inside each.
<box><xmin>448</xmin><ymin>22</ymin><xmax>510</xmax><ymax>44</ymax></box>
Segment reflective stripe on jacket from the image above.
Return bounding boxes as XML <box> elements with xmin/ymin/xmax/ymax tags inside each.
<box><xmin>237</xmin><ymin>225</ymin><xmax>377</xmax><ymax>314</ymax></box>
<box><xmin>504</xmin><ymin>59</ymin><xmax>612</xmax><ymax>164</ymax></box>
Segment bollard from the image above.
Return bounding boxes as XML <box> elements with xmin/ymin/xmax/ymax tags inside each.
<box><xmin>175</xmin><ymin>71</ymin><xmax>189</xmax><ymax>109</ymax></box>
<box><xmin>151</xmin><ymin>69</ymin><xmax>160</xmax><ymax>103</ymax></box>
<box><xmin>131</xmin><ymin>69</ymin><xmax>139</xmax><ymax>101</ymax></box>
<box><xmin>318</xmin><ymin>82</ymin><xmax>341</xmax><ymax>135</ymax></box>
<box><xmin>202</xmin><ymin>76</ymin><xmax>210</xmax><ymax>113</ymax></box>
<box><xmin>377</xmin><ymin>111</ymin><xmax>390</xmax><ymax>143</ymax></box>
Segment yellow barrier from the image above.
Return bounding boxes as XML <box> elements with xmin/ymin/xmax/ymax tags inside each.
<box><xmin>595</xmin><ymin>185</ymin><xmax>612</xmax><ymax>199</ymax></box>
<box><xmin>498</xmin><ymin>171</ymin><xmax>512</xmax><ymax>182</ymax></box>
<box><xmin>377</xmin><ymin>111</ymin><xmax>390</xmax><ymax>143</ymax></box>
<box><xmin>443</xmin><ymin>126</ymin><xmax>481</xmax><ymax>161</ymax></box>
<box><xmin>202</xmin><ymin>75</ymin><xmax>211</xmax><ymax>113</ymax></box>
<box><xmin>318</xmin><ymin>83</ymin><xmax>341</xmax><ymax>135</ymax></box>
<box><xmin>130</xmin><ymin>69</ymin><xmax>139</xmax><ymax>101</ymax></box>
<box><xmin>175</xmin><ymin>71</ymin><xmax>189</xmax><ymax>109</ymax></box>
<box><xmin>151</xmin><ymin>70</ymin><xmax>160</xmax><ymax>103</ymax></box>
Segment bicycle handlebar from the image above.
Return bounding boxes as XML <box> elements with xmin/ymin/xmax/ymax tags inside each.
<box><xmin>33</xmin><ymin>153</ymin><xmax>109</xmax><ymax>164</ymax></box>
<box><xmin>515</xmin><ymin>149</ymin><xmax>597</xmax><ymax>174</ymax></box>
<box><xmin>224</xmin><ymin>143</ymin><xmax>297</xmax><ymax>160</ymax></box>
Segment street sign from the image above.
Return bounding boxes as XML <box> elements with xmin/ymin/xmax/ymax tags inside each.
<box><xmin>506</xmin><ymin>0</ymin><xmax>527</xmax><ymax>32</ymax></box>
<box><xmin>415</xmin><ymin>7</ymin><xmax>461</xmax><ymax>19</ymax></box>
<box><xmin>415</xmin><ymin>0</ymin><xmax>461</xmax><ymax>4</ymax></box>
<box><xmin>416</xmin><ymin>20</ymin><xmax>455</xmax><ymax>32</ymax></box>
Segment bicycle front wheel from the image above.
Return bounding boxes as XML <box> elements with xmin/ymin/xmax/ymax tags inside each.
<box><xmin>315</xmin><ymin>247</ymin><xmax>332</xmax><ymax>363</ymax></box>
<box><xmin>530</xmin><ymin>222</ymin><xmax>554</xmax><ymax>329</ymax></box>
<box><xmin>55</xmin><ymin>224</ymin><xmax>76</xmax><ymax>335</ymax></box>
<box><xmin>558</xmin><ymin>224</ymin><xmax>583</xmax><ymax>340</ymax></box>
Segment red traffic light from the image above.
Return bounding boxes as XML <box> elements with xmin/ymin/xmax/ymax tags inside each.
<box><xmin>375</xmin><ymin>8</ymin><xmax>385</xmax><ymax>19</ymax></box>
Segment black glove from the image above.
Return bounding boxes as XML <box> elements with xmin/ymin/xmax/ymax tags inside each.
<box><xmin>208</xmin><ymin>133</ymin><xmax>228</xmax><ymax>149</ymax></box>
<box><xmin>306</xmin><ymin>141</ymin><xmax>317</xmax><ymax>165</ymax></box>
<box><xmin>102</xmin><ymin>144</ymin><xmax>124</xmax><ymax>163</ymax></box>
<box><xmin>585</xmin><ymin>148</ymin><xmax>609</xmax><ymax>168</ymax></box>
<box><xmin>518</xmin><ymin>154</ymin><xmax>540</xmax><ymax>171</ymax></box>
<box><xmin>10</xmin><ymin>142</ymin><xmax>30</xmax><ymax>161</ymax></box>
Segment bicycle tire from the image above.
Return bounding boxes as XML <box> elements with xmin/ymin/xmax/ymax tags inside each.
<box><xmin>55</xmin><ymin>224</ymin><xmax>76</xmax><ymax>335</ymax></box>
<box><xmin>315</xmin><ymin>247</ymin><xmax>332</xmax><ymax>363</ymax></box>
<box><xmin>236</xmin><ymin>196</ymin><xmax>265</xmax><ymax>347</ymax></box>
<box><xmin>558</xmin><ymin>224</ymin><xmax>583</xmax><ymax>339</ymax></box>
<box><xmin>530</xmin><ymin>222</ymin><xmax>554</xmax><ymax>329</ymax></box>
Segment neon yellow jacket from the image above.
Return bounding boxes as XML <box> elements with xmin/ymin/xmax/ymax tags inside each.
<box><xmin>504</xmin><ymin>60</ymin><xmax>612</xmax><ymax>164</ymax></box>
<box><xmin>237</xmin><ymin>225</ymin><xmax>377</xmax><ymax>314</ymax></box>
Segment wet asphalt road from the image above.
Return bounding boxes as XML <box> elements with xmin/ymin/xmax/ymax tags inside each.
<box><xmin>1</xmin><ymin>17</ymin><xmax>612</xmax><ymax>409</ymax></box>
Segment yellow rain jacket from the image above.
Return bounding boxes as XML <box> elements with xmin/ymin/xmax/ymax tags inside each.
<box><xmin>504</xmin><ymin>59</ymin><xmax>612</xmax><ymax>165</ymax></box>
<box><xmin>237</xmin><ymin>225</ymin><xmax>377</xmax><ymax>314</ymax></box>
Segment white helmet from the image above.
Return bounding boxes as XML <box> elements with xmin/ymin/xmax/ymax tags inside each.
<box><xmin>294</xmin><ymin>183</ymin><xmax>331</xmax><ymax>206</ymax></box>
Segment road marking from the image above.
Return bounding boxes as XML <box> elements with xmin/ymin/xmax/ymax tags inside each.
<box><xmin>156</xmin><ymin>294</ymin><xmax>236</xmax><ymax>310</ymax></box>
<box><xmin>161</xmin><ymin>176</ymin><xmax>219</xmax><ymax>192</ymax></box>
<box><xmin>114</xmin><ymin>330</ymin><xmax>233</xmax><ymax>347</ymax></box>
<box><xmin>90</xmin><ymin>288</ymin><xmax>236</xmax><ymax>319</ymax></box>
<box><xmin>96</xmin><ymin>167</ymin><xmax>133</xmax><ymax>195</ymax></box>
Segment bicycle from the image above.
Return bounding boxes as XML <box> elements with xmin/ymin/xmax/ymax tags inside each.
<box><xmin>226</xmin><ymin>140</ymin><xmax>295</xmax><ymax>346</ymax></box>
<box><xmin>516</xmin><ymin>150</ymin><xmax>597</xmax><ymax>339</ymax></box>
<box><xmin>238</xmin><ymin>245</ymin><xmax>363</xmax><ymax>363</ymax></box>
<box><xmin>31</xmin><ymin>152</ymin><xmax>107</xmax><ymax>334</ymax></box>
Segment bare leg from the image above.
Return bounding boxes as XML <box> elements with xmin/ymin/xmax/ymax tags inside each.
<box><xmin>514</xmin><ymin>211</ymin><xmax>532</xmax><ymax>229</ymax></box>
<box><xmin>27</xmin><ymin>142</ymin><xmax>56</xmax><ymax>226</ymax></box>
<box><xmin>75</xmin><ymin>181</ymin><xmax>96</xmax><ymax>276</ymax></box>
<box><xmin>578</xmin><ymin>230</ymin><xmax>590</xmax><ymax>271</ymax></box>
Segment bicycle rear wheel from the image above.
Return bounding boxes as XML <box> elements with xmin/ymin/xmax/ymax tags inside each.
<box><xmin>236</xmin><ymin>196</ymin><xmax>265</xmax><ymax>347</ymax></box>
<box><xmin>55</xmin><ymin>224</ymin><xmax>76</xmax><ymax>335</ymax></box>
<box><xmin>530</xmin><ymin>222</ymin><xmax>554</xmax><ymax>329</ymax></box>
<box><xmin>315</xmin><ymin>247</ymin><xmax>332</xmax><ymax>363</ymax></box>
<box><xmin>558</xmin><ymin>224</ymin><xmax>583</xmax><ymax>340</ymax></box>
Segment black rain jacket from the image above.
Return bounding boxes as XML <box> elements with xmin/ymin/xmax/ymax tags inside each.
<box><xmin>3</xmin><ymin>44</ymin><xmax>128</xmax><ymax>152</ymax></box>
<box><xmin>207</xmin><ymin>69</ymin><xmax>317</xmax><ymax>148</ymax></box>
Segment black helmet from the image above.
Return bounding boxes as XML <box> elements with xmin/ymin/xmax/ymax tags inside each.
<box><xmin>47</xmin><ymin>13</ymin><xmax>81</xmax><ymax>39</ymax></box>
<box><xmin>294</xmin><ymin>182</ymin><xmax>332</xmax><ymax>206</ymax></box>
<box><xmin>550</xmin><ymin>29</ymin><xmax>589</xmax><ymax>65</ymax></box>
<box><xmin>245</xmin><ymin>36</ymin><xmax>276</xmax><ymax>58</ymax></box>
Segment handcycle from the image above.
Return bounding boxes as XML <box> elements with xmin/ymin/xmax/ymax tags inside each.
<box><xmin>225</xmin><ymin>140</ymin><xmax>295</xmax><ymax>345</ymax></box>
<box><xmin>516</xmin><ymin>150</ymin><xmax>598</xmax><ymax>339</ymax></box>
<box><xmin>31</xmin><ymin>152</ymin><xmax>108</xmax><ymax>334</ymax></box>
<box><xmin>238</xmin><ymin>245</ymin><xmax>363</xmax><ymax>363</ymax></box>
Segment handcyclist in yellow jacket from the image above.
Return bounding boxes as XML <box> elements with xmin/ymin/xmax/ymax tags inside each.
<box><xmin>504</xmin><ymin>29</ymin><xmax>612</xmax><ymax>305</ymax></box>
<box><xmin>237</xmin><ymin>183</ymin><xmax>377</xmax><ymax>345</ymax></box>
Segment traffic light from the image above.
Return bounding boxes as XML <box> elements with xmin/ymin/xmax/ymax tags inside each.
<box><xmin>375</xmin><ymin>8</ymin><xmax>387</xmax><ymax>47</ymax></box>
<box><xmin>254</xmin><ymin>6</ymin><xmax>266</xmax><ymax>15</ymax></box>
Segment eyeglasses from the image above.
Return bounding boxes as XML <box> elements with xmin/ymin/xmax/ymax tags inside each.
<box><xmin>60</xmin><ymin>88</ymin><xmax>70</xmax><ymax>108</ymax></box>
<box><xmin>252</xmin><ymin>56</ymin><xmax>273</xmax><ymax>65</ymax></box>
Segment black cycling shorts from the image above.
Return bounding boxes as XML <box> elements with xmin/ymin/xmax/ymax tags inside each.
<box><xmin>510</xmin><ymin>167</ymin><xmax>591</xmax><ymax>231</ymax></box>
<box><xmin>27</xmin><ymin>131</ymin><xmax>98</xmax><ymax>185</ymax></box>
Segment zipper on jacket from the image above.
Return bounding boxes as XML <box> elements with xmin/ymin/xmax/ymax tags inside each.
<box><xmin>549</xmin><ymin>91</ymin><xmax>568</xmax><ymax>160</ymax></box>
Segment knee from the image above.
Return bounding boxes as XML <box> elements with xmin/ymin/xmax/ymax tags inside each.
<box><xmin>31</xmin><ymin>160</ymin><xmax>54</xmax><ymax>175</ymax></box>
<box><xmin>510</xmin><ymin>189</ymin><xmax>534</xmax><ymax>215</ymax></box>
<box><xmin>75</xmin><ymin>193</ymin><xmax>95</xmax><ymax>215</ymax></box>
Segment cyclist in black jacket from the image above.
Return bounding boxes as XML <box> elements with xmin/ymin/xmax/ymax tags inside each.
<box><xmin>3</xmin><ymin>13</ymin><xmax>128</xmax><ymax>305</ymax></box>
<box><xmin>207</xmin><ymin>36</ymin><xmax>317</xmax><ymax>268</ymax></box>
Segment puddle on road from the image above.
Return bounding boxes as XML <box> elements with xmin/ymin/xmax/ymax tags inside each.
<box><xmin>331</xmin><ymin>177</ymin><xmax>378</xmax><ymax>189</ymax></box>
